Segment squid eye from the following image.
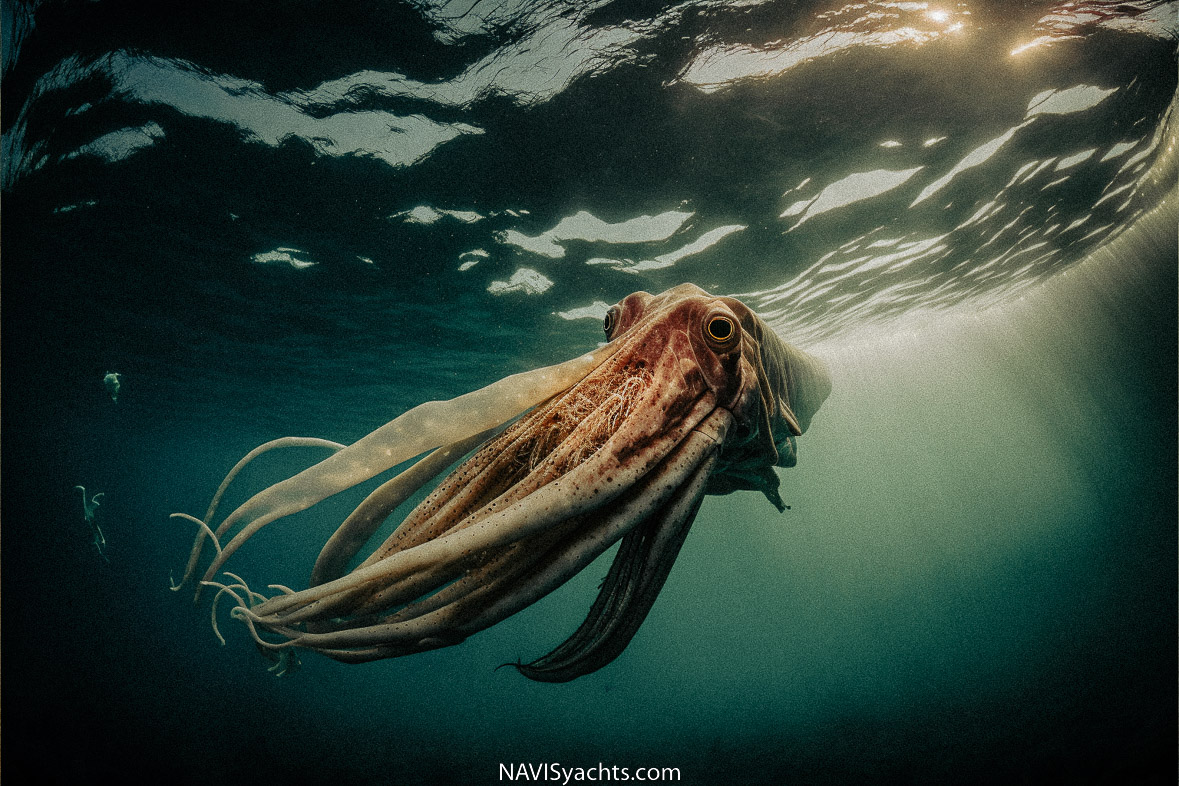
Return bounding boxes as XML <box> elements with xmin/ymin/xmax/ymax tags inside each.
<box><xmin>603</xmin><ymin>307</ymin><xmax>620</xmax><ymax>338</ymax></box>
<box><xmin>706</xmin><ymin>315</ymin><xmax>736</xmax><ymax>343</ymax></box>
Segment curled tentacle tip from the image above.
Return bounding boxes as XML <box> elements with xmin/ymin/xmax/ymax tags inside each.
<box><xmin>494</xmin><ymin>660</ymin><xmax>525</xmax><ymax>673</ymax></box>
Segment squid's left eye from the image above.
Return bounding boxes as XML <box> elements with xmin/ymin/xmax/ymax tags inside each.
<box><xmin>603</xmin><ymin>306</ymin><xmax>621</xmax><ymax>338</ymax></box>
<box><xmin>706</xmin><ymin>315</ymin><xmax>736</xmax><ymax>343</ymax></box>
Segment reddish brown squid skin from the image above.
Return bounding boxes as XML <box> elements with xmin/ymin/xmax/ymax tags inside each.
<box><xmin>180</xmin><ymin>284</ymin><xmax>831</xmax><ymax>680</ymax></box>
<box><xmin>354</xmin><ymin>289</ymin><xmax>748</xmax><ymax>568</ymax></box>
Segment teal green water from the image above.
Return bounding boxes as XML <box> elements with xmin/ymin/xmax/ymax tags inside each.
<box><xmin>3</xmin><ymin>1</ymin><xmax>1175</xmax><ymax>783</ymax></box>
<box><xmin>18</xmin><ymin>198</ymin><xmax>1164</xmax><ymax>786</ymax></box>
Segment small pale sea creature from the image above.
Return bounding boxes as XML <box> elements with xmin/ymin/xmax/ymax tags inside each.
<box><xmin>103</xmin><ymin>371</ymin><xmax>122</xmax><ymax>402</ymax></box>
<box><xmin>75</xmin><ymin>485</ymin><xmax>108</xmax><ymax>560</ymax></box>
<box><xmin>75</xmin><ymin>485</ymin><xmax>104</xmax><ymax>522</ymax></box>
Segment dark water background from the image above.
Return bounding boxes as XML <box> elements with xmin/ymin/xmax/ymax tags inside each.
<box><xmin>2</xmin><ymin>1</ymin><xmax>1176</xmax><ymax>783</ymax></box>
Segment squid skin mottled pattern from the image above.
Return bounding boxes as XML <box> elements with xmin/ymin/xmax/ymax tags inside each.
<box><xmin>171</xmin><ymin>284</ymin><xmax>831</xmax><ymax>681</ymax></box>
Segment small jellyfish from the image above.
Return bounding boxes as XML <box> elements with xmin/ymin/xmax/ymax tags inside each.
<box><xmin>103</xmin><ymin>371</ymin><xmax>122</xmax><ymax>402</ymax></box>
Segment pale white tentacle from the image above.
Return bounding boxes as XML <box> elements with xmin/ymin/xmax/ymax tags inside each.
<box><xmin>177</xmin><ymin>437</ymin><xmax>346</xmax><ymax>589</ymax></box>
<box><xmin>188</xmin><ymin>343</ymin><xmax>621</xmax><ymax>593</ymax></box>
<box><xmin>238</xmin><ymin>409</ymin><xmax>729</xmax><ymax>656</ymax></box>
<box><xmin>240</xmin><ymin>391</ymin><xmax>717</xmax><ymax>629</ymax></box>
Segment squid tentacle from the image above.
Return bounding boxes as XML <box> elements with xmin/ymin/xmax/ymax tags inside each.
<box><xmin>309</xmin><ymin>426</ymin><xmax>501</xmax><ymax>588</ymax></box>
<box><xmin>512</xmin><ymin>411</ymin><xmax>729</xmax><ymax>682</ymax></box>
<box><xmin>166</xmin><ymin>286</ymin><xmax>831</xmax><ymax>679</ymax></box>
<box><xmin>181</xmin><ymin>343</ymin><xmax>621</xmax><ymax>599</ymax></box>
<box><xmin>236</xmin><ymin>391</ymin><xmax>718</xmax><ymax>640</ymax></box>
<box><xmin>239</xmin><ymin>409</ymin><xmax>728</xmax><ymax>659</ymax></box>
<box><xmin>177</xmin><ymin>437</ymin><xmax>346</xmax><ymax>590</ymax></box>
